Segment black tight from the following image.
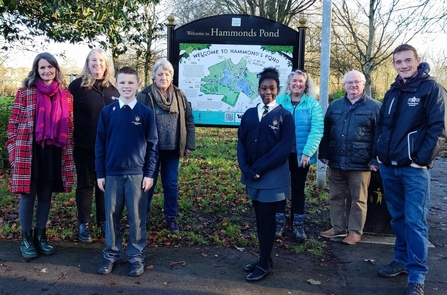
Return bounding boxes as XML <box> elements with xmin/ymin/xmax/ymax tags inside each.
<box><xmin>19</xmin><ymin>180</ymin><xmax>53</xmax><ymax>231</ymax></box>
<box><xmin>252</xmin><ymin>200</ymin><xmax>279</xmax><ymax>269</ymax></box>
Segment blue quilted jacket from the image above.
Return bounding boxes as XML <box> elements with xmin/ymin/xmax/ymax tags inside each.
<box><xmin>277</xmin><ymin>93</ymin><xmax>324</xmax><ymax>165</ymax></box>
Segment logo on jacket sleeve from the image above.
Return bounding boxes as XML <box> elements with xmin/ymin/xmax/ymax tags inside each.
<box><xmin>407</xmin><ymin>96</ymin><xmax>420</xmax><ymax>106</ymax></box>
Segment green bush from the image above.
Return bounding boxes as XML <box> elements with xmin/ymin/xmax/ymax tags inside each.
<box><xmin>329</xmin><ymin>90</ymin><xmax>345</xmax><ymax>102</ymax></box>
<box><xmin>0</xmin><ymin>96</ymin><xmax>14</xmax><ymax>169</ymax></box>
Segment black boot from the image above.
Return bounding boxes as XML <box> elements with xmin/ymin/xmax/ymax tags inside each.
<box><xmin>21</xmin><ymin>230</ymin><xmax>38</xmax><ymax>259</ymax></box>
<box><xmin>34</xmin><ymin>228</ymin><xmax>55</xmax><ymax>255</ymax></box>
<box><xmin>78</xmin><ymin>223</ymin><xmax>92</xmax><ymax>243</ymax></box>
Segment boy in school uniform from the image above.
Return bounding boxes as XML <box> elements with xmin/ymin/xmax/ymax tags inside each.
<box><xmin>95</xmin><ymin>66</ymin><xmax>158</xmax><ymax>277</ymax></box>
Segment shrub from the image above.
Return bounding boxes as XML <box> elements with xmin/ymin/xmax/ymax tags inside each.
<box><xmin>0</xmin><ymin>96</ymin><xmax>14</xmax><ymax>169</ymax></box>
<box><xmin>329</xmin><ymin>90</ymin><xmax>345</xmax><ymax>102</ymax></box>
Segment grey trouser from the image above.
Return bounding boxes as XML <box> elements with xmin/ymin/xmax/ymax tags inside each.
<box><xmin>103</xmin><ymin>174</ymin><xmax>147</xmax><ymax>263</ymax></box>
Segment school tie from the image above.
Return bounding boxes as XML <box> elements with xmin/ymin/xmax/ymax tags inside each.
<box><xmin>123</xmin><ymin>105</ymin><xmax>130</xmax><ymax>109</ymax></box>
<box><xmin>262</xmin><ymin>105</ymin><xmax>269</xmax><ymax>117</ymax></box>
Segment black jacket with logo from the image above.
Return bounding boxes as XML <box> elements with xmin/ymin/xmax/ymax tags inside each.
<box><xmin>374</xmin><ymin>62</ymin><xmax>447</xmax><ymax>168</ymax></box>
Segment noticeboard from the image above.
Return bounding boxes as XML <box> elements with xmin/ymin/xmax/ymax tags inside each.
<box><xmin>170</xmin><ymin>14</ymin><xmax>301</xmax><ymax>126</ymax></box>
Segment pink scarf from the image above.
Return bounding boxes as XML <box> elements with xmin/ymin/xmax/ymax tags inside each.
<box><xmin>35</xmin><ymin>79</ymin><xmax>69</xmax><ymax>148</ymax></box>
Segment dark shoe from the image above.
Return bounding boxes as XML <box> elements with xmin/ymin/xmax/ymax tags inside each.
<box><xmin>246</xmin><ymin>265</ymin><xmax>270</xmax><ymax>282</ymax></box>
<box><xmin>407</xmin><ymin>283</ymin><xmax>424</xmax><ymax>295</ymax></box>
<box><xmin>79</xmin><ymin>223</ymin><xmax>92</xmax><ymax>243</ymax></box>
<box><xmin>20</xmin><ymin>230</ymin><xmax>38</xmax><ymax>259</ymax></box>
<box><xmin>244</xmin><ymin>257</ymin><xmax>273</xmax><ymax>272</ymax></box>
<box><xmin>167</xmin><ymin>217</ymin><xmax>179</xmax><ymax>234</ymax></box>
<box><xmin>275</xmin><ymin>214</ymin><xmax>285</xmax><ymax>238</ymax></box>
<box><xmin>293</xmin><ymin>221</ymin><xmax>307</xmax><ymax>242</ymax></box>
<box><xmin>97</xmin><ymin>259</ymin><xmax>114</xmax><ymax>275</ymax></box>
<box><xmin>378</xmin><ymin>261</ymin><xmax>408</xmax><ymax>278</ymax></box>
<box><xmin>129</xmin><ymin>261</ymin><xmax>144</xmax><ymax>277</ymax></box>
<box><xmin>34</xmin><ymin>228</ymin><xmax>55</xmax><ymax>255</ymax></box>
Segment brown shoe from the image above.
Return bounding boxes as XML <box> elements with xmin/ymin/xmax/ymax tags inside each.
<box><xmin>320</xmin><ymin>228</ymin><xmax>347</xmax><ymax>238</ymax></box>
<box><xmin>343</xmin><ymin>233</ymin><xmax>361</xmax><ymax>245</ymax></box>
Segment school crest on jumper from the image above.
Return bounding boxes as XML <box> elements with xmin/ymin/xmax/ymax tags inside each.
<box><xmin>132</xmin><ymin>116</ymin><xmax>142</xmax><ymax>125</ymax></box>
<box><xmin>269</xmin><ymin>120</ymin><xmax>279</xmax><ymax>130</ymax></box>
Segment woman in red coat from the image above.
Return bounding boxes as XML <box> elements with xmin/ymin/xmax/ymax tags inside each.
<box><xmin>6</xmin><ymin>52</ymin><xmax>74</xmax><ymax>259</ymax></box>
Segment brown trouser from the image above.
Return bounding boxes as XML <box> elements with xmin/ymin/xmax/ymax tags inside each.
<box><xmin>328</xmin><ymin>167</ymin><xmax>371</xmax><ymax>235</ymax></box>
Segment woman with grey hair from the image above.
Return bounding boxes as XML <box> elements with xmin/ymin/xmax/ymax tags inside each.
<box><xmin>274</xmin><ymin>69</ymin><xmax>324</xmax><ymax>241</ymax></box>
<box><xmin>69</xmin><ymin>48</ymin><xmax>119</xmax><ymax>243</ymax></box>
<box><xmin>137</xmin><ymin>58</ymin><xmax>196</xmax><ymax>234</ymax></box>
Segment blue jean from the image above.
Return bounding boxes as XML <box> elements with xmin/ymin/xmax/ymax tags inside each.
<box><xmin>147</xmin><ymin>150</ymin><xmax>180</xmax><ymax>221</ymax></box>
<box><xmin>103</xmin><ymin>175</ymin><xmax>147</xmax><ymax>263</ymax></box>
<box><xmin>379</xmin><ymin>164</ymin><xmax>430</xmax><ymax>285</ymax></box>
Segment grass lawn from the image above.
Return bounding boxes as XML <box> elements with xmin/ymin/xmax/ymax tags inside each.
<box><xmin>0</xmin><ymin>127</ymin><xmax>330</xmax><ymax>256</ymax></box>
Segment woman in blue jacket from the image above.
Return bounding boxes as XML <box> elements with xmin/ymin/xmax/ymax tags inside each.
<box><xmin>275</xmin><ymin>70</ymin><xmax>324</xmax><ymax>241</ymax></box>
<box><xmin>237</xmin><ymin>67</ymin><xmax>295</xmax><ymax>281</ymax></box>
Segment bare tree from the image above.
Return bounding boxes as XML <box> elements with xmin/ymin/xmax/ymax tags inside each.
<box><xmin>331</xmin><ymin>0</ymin><xmax>447</xmax><ymax>96</ymax></box>
<box><xmin>220</xmin><ymin>0</ymin><xmax>317</xmax><ymax>25</ymax></box>
<box><xmin>423</xmin><ymin>49</ymin><xmax>447</xmax><ymax>88</ymax></box>
<box><xmin>169</xmin><ymin>0</ymin><xmax>316</xmax><ymax>25</ymax></box>
<box><xmin>170</xmin><ymin>0</ymin><xmax>228</xmax><ymax>25</ymax></box>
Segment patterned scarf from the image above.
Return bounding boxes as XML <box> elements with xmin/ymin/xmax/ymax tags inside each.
<box><xmin>150</xmin><ymin>84</ymin><xmax>187</xmax><ymax>156</ymax></box>
<box><xmin>35</xmin><ymin>79</ymin><xmax>69</xmax><ymax>148</ymax></box>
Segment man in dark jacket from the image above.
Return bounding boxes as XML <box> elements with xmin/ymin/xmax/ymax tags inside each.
<box><xmin>319</xmin><ymin>70</ymin><xmax>381</xmax><ymax>245</ymax></box>
<box><xmin>374</xmin><ymin>44</ymin><xmax>447</xmax><ymax>295</ymax></box>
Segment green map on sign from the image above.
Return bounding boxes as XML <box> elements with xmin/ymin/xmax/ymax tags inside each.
<box><xmin>201</xmin><ymin>59</ymin><xmax>258</xmax><ymax>107</ymax></box>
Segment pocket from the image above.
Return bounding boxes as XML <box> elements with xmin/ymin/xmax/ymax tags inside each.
<box><xmin>407</xmin><ymin>131</ymin><xmax>417</xmax><ymax>160</ymax></box>
<box><xmin>351</xmin><ymin>142</ymin><xmax>371</xmax><ymax>164</ymax></box>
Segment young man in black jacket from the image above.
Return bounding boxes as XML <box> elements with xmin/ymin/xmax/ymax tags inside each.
<box><xmin>375</xmin><ymin>44</ymin><xmax>447</xmax><ymax>295</ymax></box>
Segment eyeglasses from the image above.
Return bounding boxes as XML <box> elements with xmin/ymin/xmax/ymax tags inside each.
<box><xmin>345</xmin><ymin>80</ymin><xmax>364</xmax><ymax>85</ymax></box>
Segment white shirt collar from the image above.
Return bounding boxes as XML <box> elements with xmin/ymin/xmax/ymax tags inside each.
<box><xmin>258</xmin><ymin>100</ymin><xmax>278</xmax><ymax>121</ymax></box>
<box><xmin>118</xmin><ymin>98</ymin><xmax>137</xmax><ymax>109</ymax></box>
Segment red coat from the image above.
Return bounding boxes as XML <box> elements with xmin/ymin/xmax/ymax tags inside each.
<box><xmin>6</xmin><ymin>87</ymin><xmax>75</xmax><ymax>193</ymax></box>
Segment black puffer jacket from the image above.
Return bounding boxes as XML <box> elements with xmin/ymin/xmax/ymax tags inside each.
<box><xmin>374</xmin><ymin>62</ymin><xmax>447</xmax><ymax>168</ymax></box>
<box><xmin>319</xmin><ymin>93</ymin><xmax>381</xmax><ymax>170</ymax></box>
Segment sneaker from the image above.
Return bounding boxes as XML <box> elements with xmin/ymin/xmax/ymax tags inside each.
<box><xmin>406</xmin><ymin>283</ymin><xmax>424</xmax><ymax>295</ymax></box>
<box><xmin>319</xmin><ymin>228</ymin><xmax>347</xmax><ymax>238</ymax></box>
<box><xmin>129</xmin><ymin>261</ymin><xmax>144</xmax><ymax>277</ymax></box>
<box><xmin>167</xmin><ymin>217</ymin><xmax>179</xmax><ymax>234</ymax></box>
<box><xmin>342</xmin><ymin>232</ymin><xmax>361</xmax><ymax>245</ymax></box>
<box><xmin>293</xmin><ymin>221</ymin><xmax>307</xmax><ymax>241</ymax></box>
<box><xmin>275</xmin><ymin>215</ymin><xmax>285</xmax><ymax>238</ymax></box>
<box><xmin>97</xmin><ymin>259</ymin><xmax>114</xmax><ymax>275</ymax></box>
<box><xmin>378</xmin><ymin>261</ymin><xmax>408</xmax><ymax>278</ymax></box>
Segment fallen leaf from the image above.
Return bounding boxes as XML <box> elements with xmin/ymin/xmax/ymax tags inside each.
<box><xmin>146</xmin><ymin>265</ymin><xmax>154</xmax><ymax>270</ymax></box>
<box><xmin>110</xmin><ymin>281</ymin><xmax>116</xmax><ymax>285</ymax></box>
<box><xmin>201</xmin><ymin>253</ymin><xmax>208</xmax><ymax>257</ymax></box>
<box><xmin>170</xmin><ymin>261</ymin><xmax>187</xmax><ymax>266</ymax></box>
<box><xmin>307</xmin><ymin>279</ymin><xmax>321</xmax><ymax>285</ymax></box>
<box><xmin>364</xmin><ymin>258</ymin><xmax>376</xmax><ymax>265</ymax></box>
<box><xmin>234</xmin><ymin>246</ymin><xmax>245</xmax><ymax>252</ymax></box>
<box><xmin>57</xmin><ymin>272</ymin><xmax>66</xmax><ymax>281</ymax></box>
<box><xmin>41</xmin><ymin>268</ymin><xmax>47</xmax><ymax>273</ymax></box>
